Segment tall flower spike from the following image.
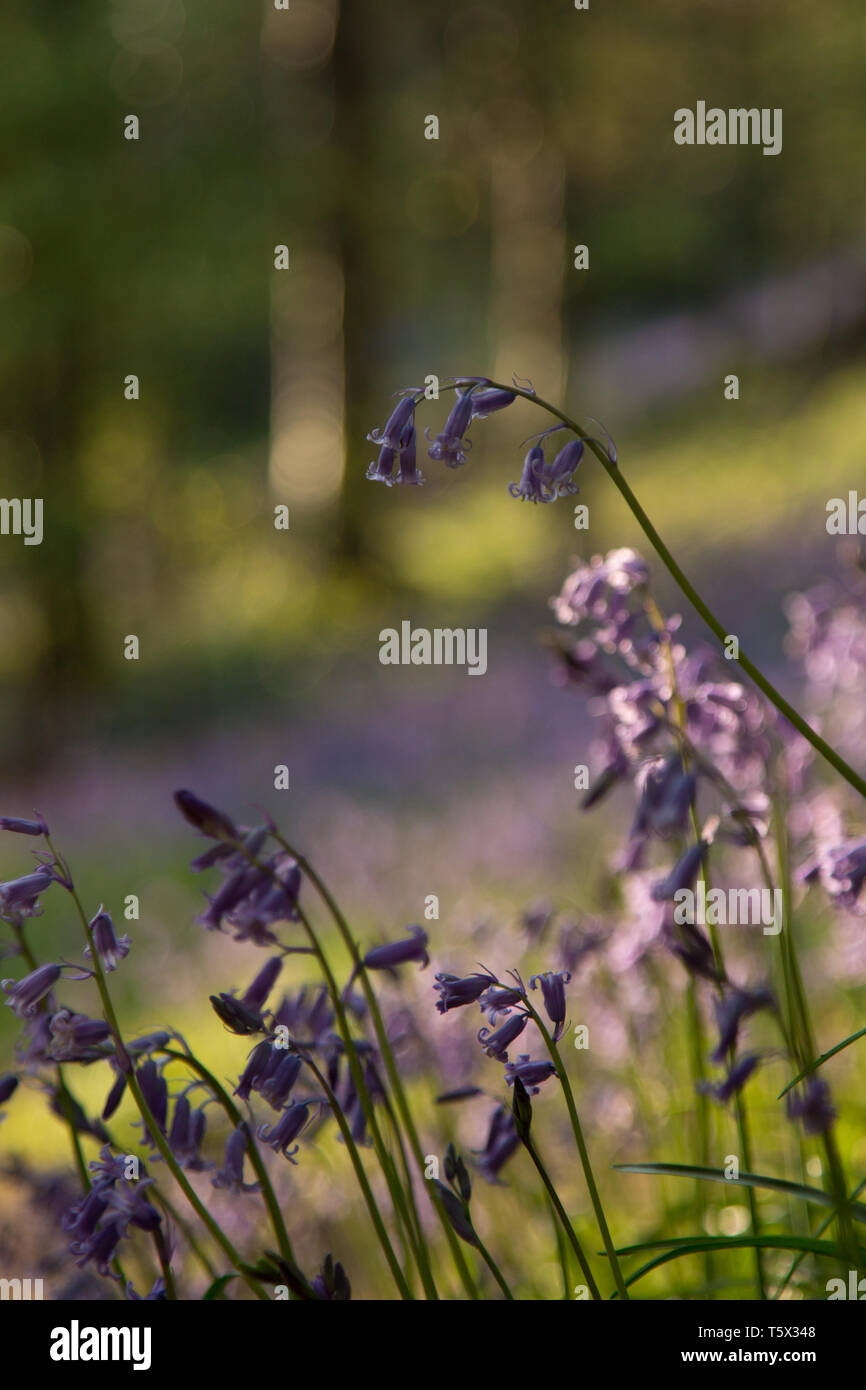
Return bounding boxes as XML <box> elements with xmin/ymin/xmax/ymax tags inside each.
<box><xmin>426</xmin><ymin>388</ymin><xmax>475</xmax><ymax>468</ymax></box>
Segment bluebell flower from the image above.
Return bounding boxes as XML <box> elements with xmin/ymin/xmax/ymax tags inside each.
<box><xmin>167</xmin><ymin>1095</ymin><xmax>210</xmax><ymax>1170</ymax></box>
<box><xmin>257</xmin><ymin>1101</ymin><xmax>314</xmax><ymax>1162</ymax></box>
<box><xmin>539</xmin><ymin>439</ymin><xmax>583</xmax><ymax>499</ymax></box>
<box><xmin>529</xmin><ymin>969</ymin><xmax>572</xmax><ymax>1042</ymax></box>
<box><xmin>394</xmin><ymin>425</ymin><xmax>423</xmax><ymax>486</ymax></box>
<box><xmin>46</xmin><ymin>1009</ymin><xmax>112</xmax><ymax>1062</ymax></box>
<box><xmin>368</xmin><ymin>394</ymin><xmax>417</xmax><ymax>452</ymax></box>
<box><xmin>478</xmin><ymin>983</ymin><xmax>525</xmax><ymax>1023</ymax></box>
<box><xmin>174</xmin><ymin>789</ymin><xmax>238</xmax><ymax>843</ymax></box>
<box><xmin>240</xmin><ymin>954</ymin><xmax>283</xmax><ymax>1015</ymax></box>
<box><xmin>0</xmin><ymin>814</ymin><xmax>48</xmax><ymax>836</ymax></box>
<box><xmin>699</xmin><ymin>1054</ymin><xmax>760</xmax><ymax>1104</ymax></box>
<box><xmin>0</xmin><ymin>868</ymin><xmax>54</xmax><ymax>923</ymax></box>
<box><xmin>366</xmin><ymin>441</ymin><xmax>399</xmax><ymax>485</ymax></box>
<box><xmin>631</xmin><ymin>756</ymin><xmax>696</xmax><ymax>841</ymax></box>
<box><xmin>710</xmin><ymin>985</ymin><xmax>773</xmax><ymax>1063</ymax></box>
<box><xmin>135</xmin><ymin>1059</ymin><xmax>168</xmax><ymax>1146</ymax></box>
<box><xmin>311</xmin><ymin>1254</ymin><xmax>351</xmax><ymax>1300</ymax></box>
<box><xmin>212</xmin><ymin>1125</ymin><xmax>260</xmax><ymax>1193</ymax></box>
<box><xmin>85</xmin><ymin>906</ymin><xmax>131</xmax><ymax>972</ymax></box>
<box><xmin>664</xmin><ymin>919</ymin><xmax>722</xmax><ymax>984</ymax></box>
<box><xmin>504</xmin><ymin>1054</ymin><xmax>557</xmax><ymax>1093</ymax></box>
<box><xmin>260</xmin><ymin>1054</ymin><xmax>303</xmax><ymax>1111</ymax></box>
<box><xmin>651</xmin><ymin>840</ymin><xmax>709</xmax><ymax>901</ymax></box>
<box><xmin>102</xmin><ymin>1176</ymin><xmax>162</xmax><ymax>1233</ymax></box>
<box><xmin>89</xmin><ymin>1146</ymin><xmax>136</xmax><ymax>1185</ymax></box>
<box><xmin>70</xmin><ymin>1220</ymin><xmax>124</xmax><ymax>1276</ymax></box>
<box><xmin>273</xmin><ymin>984</ymin><xmax>334</xmax><ymax>1047</ymax></box>
<box><xmin>785</xmin><ymin>1077</ymin><xmax>836</xmax><ymax>1135</ymax></box>
<box><xmin>234</xmin><ymin>1039</ymin><xmax>275</xmax><ymax>1101</ymax></box>
<box><xmin>473</xmin><ymin>1104</ymin><xmax>519</xmax><ymax>1184</ymax></box>
<box><xmin>477</xmin><ymin>1011</ymin><xmax>528</xmax><ymax>1061</ymax></box>
<box><xmin>435</xmin><ymin>1085</ymin><xmax>484</xmax><ymax>1103</ymax></box>
<box><xmin>426</xmin><ymin>389</ymin><xmax>475</xmax><ymax>468</ymax></box>
<box><xmin>362</xmin><ymin>924</ymin><xmax>429</xmax><ymax>973</ymax></box>
<box><xmin>433</xmin><ymin>968</ymin><xmax>496</xmax><ymax>1013</ymax></box>
<box><xmin>508</xmin><ymin>445</ymin><xmax>550</xmax><ymax>503</ymax></box>
<box><xmin>430</xmin><ymin>1179</ymin><xmax>478</xmax><ymax>1247</ymax></box>
<box><xmin>2</xmin><ymin>963</ymin><xmax>62</xmax><ymax>1016</ymax></box>
<box><xmin>470</xmin><ymin>387</ymin><xmax>516</xmax><ymax>419</ymax></box>
<box><xmin>210</xmin><ymin>992</ymin><xmax>266</xmax><ymax>1035</ymax></box>
<box><xmin>127</xmin><ymin>1278</ymin><xmax>168</xmax><ymax>1301</ymax></box>
<box><xmin>62</xmin><ymin>1187</ymin><xmax>110</xmax><ymax>1239</ymax></box>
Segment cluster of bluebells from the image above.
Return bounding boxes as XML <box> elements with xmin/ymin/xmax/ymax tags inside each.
<box><xmin>63</xmin><ymin>1147</ymin><xmax>162</xmax><ymax>1280</ymax></box>
<box><xmin>365</xmin><ymin>376</ymin><xmax>614</xmax><ymax>503</ymax></box>
<box><xmin>432</xmin><ymin>960</ymin><xmax>570</xmax><ymax>1179</ymax></box>
<box><xmin>548</xmin><ymin>548</ymin><xmax>838</xmax><ymax>1128</ymax></box>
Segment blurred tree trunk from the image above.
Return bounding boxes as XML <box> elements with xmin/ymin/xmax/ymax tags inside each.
<box><xmin>330</xmin><ymin>0</ymin><xmax>379</xmax><ymax>569</ymax></box>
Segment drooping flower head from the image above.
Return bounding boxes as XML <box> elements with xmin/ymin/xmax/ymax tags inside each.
<box><xmin>529</xmin><ymin>969</ymin><xmax>572</xmax><ymax>1042</ymax></box>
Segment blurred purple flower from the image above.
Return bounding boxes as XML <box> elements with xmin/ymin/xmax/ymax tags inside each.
<box><xmin>473</xmin><ymin>1104</ymin><xmax>519</xmax><ymax>1184</ymax></box>
<box><xmin>363</xmin><ymin>924</ymin><xmax>429</xmax><ymax>973</ymax></box>
<box><xmin>786</xmin><ymin>1077</ymin><xmax>836</xmax><ymax>1135</ymax></box>
<box><xmin>174</xmin><ymin>789</ymin><xmax>238</xmax><ymax>843</ymax></box>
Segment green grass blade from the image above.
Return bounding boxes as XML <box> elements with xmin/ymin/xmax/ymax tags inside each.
<box><xmin>777</xmin><ymin>1027</ymin><xmax>866</xmax><ymax>1098</ymax></box>
<box><xmin>613</xmin><ymin>1162</ymin><xmax>866</xmax><ymax>1224</ymax></box>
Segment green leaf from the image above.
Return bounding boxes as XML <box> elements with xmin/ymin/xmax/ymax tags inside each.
<box><xmin>613</xmin><ymin>1162</ymin><xmax>866</xmax><ymax>1225</ymax></box>
<box><xmin>604</xmin><ymin>1235</ymin><xmax>857</xmax><ymax>1297</ymax></box>
<box><xmin>777</xmin><ymin>1027</ymin><xmax>866</xmax><ymax>1098</ymax></box>
<box><xmin>203</xmin><ymin>1274</ymin><xmax>236</xmax><ymax>1300</ymax></box>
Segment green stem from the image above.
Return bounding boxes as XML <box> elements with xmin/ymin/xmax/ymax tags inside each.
<box><xmin>291</xmin><ymin>1048</ymin><xmax>415</xmax><ymax>1299</ymax></box>
<box><xmin>523</xmin><ymin>1002</ymin><xmax>630</xmax><ymax>1300</ymax></box>
<box><xmin>269</xmin><ymin>830</ymin><xmax>479</xmax><ymax>1300</ymax></box>
<box><xmin>519</xmin><ymin>1131</ymin><xmax>600</xmax><ymax>1299</ymax></box>
<box><xmin>231</xmin><ymin>838</ymin><xmax>440</xmax><ymax>1298</ymax></box>
<box><xmin>474</xmin><ymin>1234</ymin><xmax>515</xmax><ymax>1300</ymax></box>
